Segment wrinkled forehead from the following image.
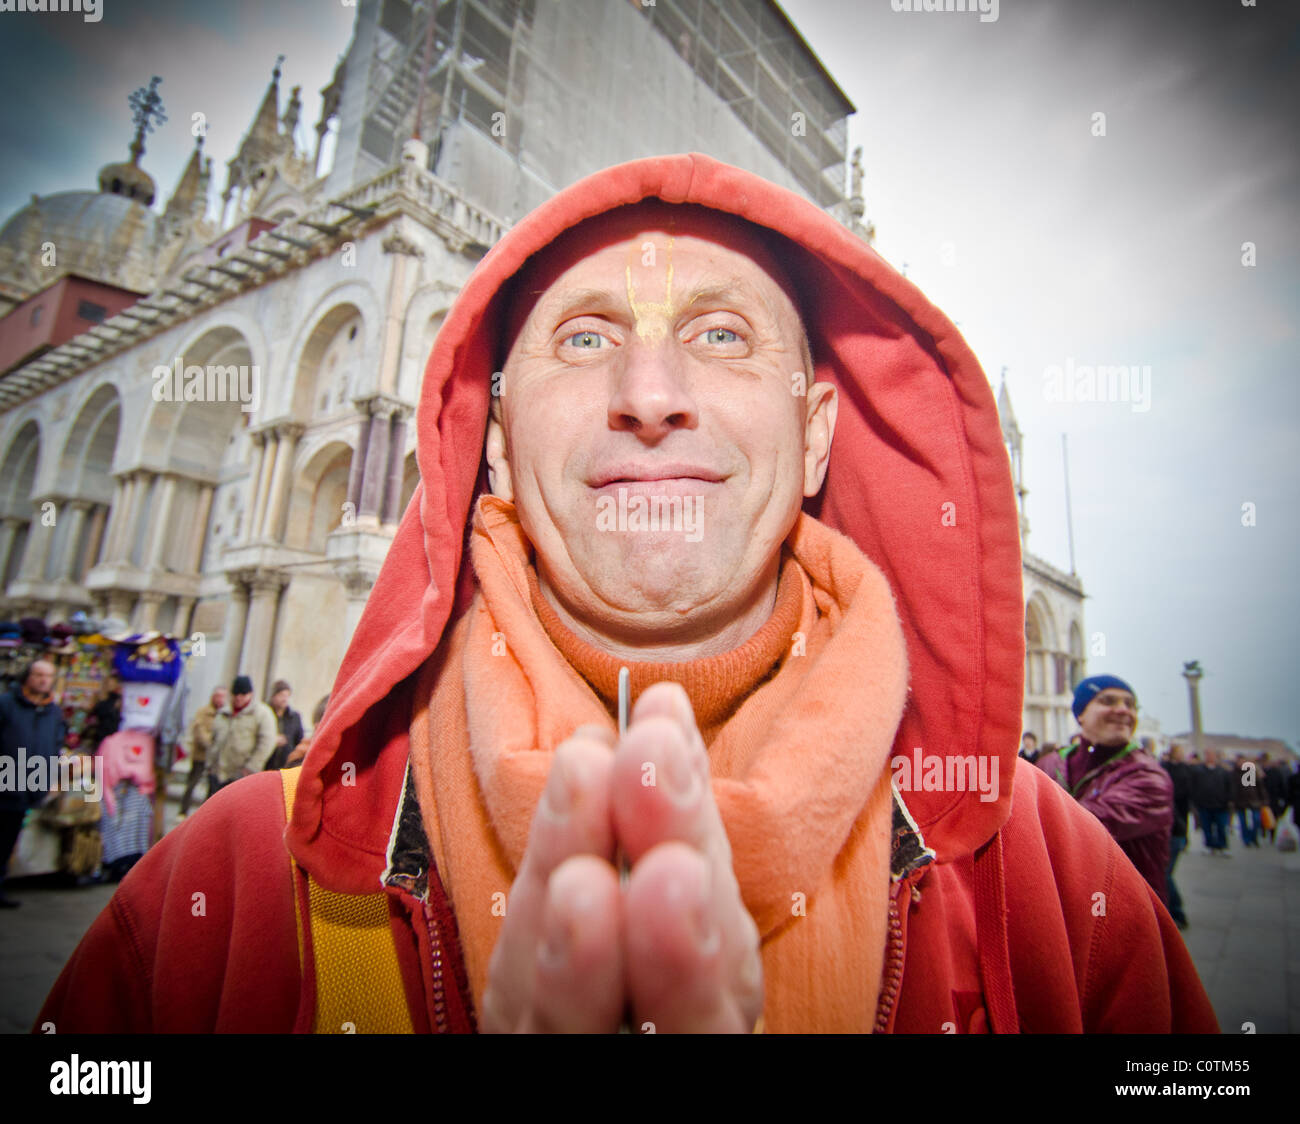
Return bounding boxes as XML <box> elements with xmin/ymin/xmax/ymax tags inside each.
<box><xmin>503</xmin><ymin>200</ymin><xmax>806</xmax><ymax>352</ymax></box>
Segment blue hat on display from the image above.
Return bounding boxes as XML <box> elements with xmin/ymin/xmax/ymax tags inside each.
<box><xmin>1072</xmin><ymin>674</ymin><xmax>1136</xmax><ymax>719</ymax></box>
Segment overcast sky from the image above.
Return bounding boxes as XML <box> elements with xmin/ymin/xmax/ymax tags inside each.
<box><xmin>782</xmin><ymin>0</ymin><xmax>1299</xmax><ymax>744</ymax></box>
<box><xmin>1</xmin><ymin>0</ymin><xmax>1296</xmax><ymax>744</ymax></box>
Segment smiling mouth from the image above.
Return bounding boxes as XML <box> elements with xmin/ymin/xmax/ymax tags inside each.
<box><xmin>592</xmin><ymin>477</ymin><xmax>723</xmax><ymax>499</ymax></box>
<box><xmin>589</xmin><ymin>466</ymin><xmax>726</xmax><ymax>489</ymax></box>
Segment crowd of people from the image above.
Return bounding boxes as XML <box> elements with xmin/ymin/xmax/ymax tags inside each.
<box><xmin>1019</xmin><ymin>675</ymin><xmax>1296</xmax><ymax>932</ymax></box>
<box><xmin>0</xmin><ymin>657</ymin><xmax>329</xmax><ymax>905</ymax></box>
<box><xmin>178</xmin><ymin>675</ymin><xmax>327</xmax><ymax>816</ymax></box>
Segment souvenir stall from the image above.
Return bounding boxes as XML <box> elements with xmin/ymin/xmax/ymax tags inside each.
<box><xmin>1</xmin><ymin>617</ymin><xmax>191</xmax><ymax>883</ymax></box>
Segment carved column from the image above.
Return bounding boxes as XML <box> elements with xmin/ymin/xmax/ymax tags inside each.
<box><xmin>0</xmin><ymin>517</ymin><xmax>22</xmax><ymax>589</ymax></box>
<box><xmin>338</xmin><ymin>563</ymin><xmax>378</xmax><ymax>647</ymax></box>
<box><xmin>100</xmin><ymin>474</ymin><xmax>131</xmax><ymax>562</ymax></box>
<box><xmin>345</xmin><ymin>412</ymin><xmax>370</xmax><ymax>514</ymax></box>
<box><xmin>379</xmin><ymin>224</ymin><xmax>424</xmax><ymax>397</ymax></box>
<box><xmin>104</xmin><ymin>589</ymin><xmax>134</xmax><ymax>624</ymax></box>
<box><xmin>381</xmin><ymin>406</ymin><xmax>412</xmax><ymax>525</ymax></box>
<box><xmin>18</xmin><ymin>498</ymin><xmax>56</xmax><ymax>582</ymax></box>
<box><xmin>241</xmin><ymin>569</ymin><xmax>288</xmax><ymax>696</ymax></box>
<box><xmin>357</xmin><ymin>397</ymin><xmax>397</xmax><ymax>525</ymax></box>
<box><xmin>245</xmin><ymin>431</ymin><xmax>268</xmax><ymax>542</ymax></box>
<box><xmin>112</xmin><ymin>471</ymin><xmax>146</xmax><ymax>564</ymax></box>
<box><xmin>57</xmin><ymin>500</ymin><xmax>92</xmax><ymax>581</ymax></box>
<box><xmin>188</xmin><ymin>483</ymin><xmax>216</xmax><ymax>573</ymax></box>
<box><xmin>221</xmin><ymin>576</ymin><xmax>251</xmax><ymax>685</ymax></box>
<box><xmin>126</xmin><ymin>472</ymin><xmax>156</xmax><ymax>567</ymax></box>
<box><xmin>174</xmin><ymin>595</ymin><xmax>197</xmax><ymax>638</ymax></box>
<box><xmin>143</xmin><ymin>475</ymin><xmax>178</xmax><ymax>570</ymax></box>
<box><xmin>81</xmin><ymin>504</ymin><xmax>108</xmax><ymax>579</ymax></box>
<box><xmin>261</xmin><ymin>423</ymin><xmax>304</xmax><ymax>542</ymax></box>
<box><xmin>132</xmin><ymin>590</ymin><xmax>166</xmax><ymax>632</ymax></box>
<box><xmin>249</xmin><ymin>430</ymin><xmax>279</xmax><ymax>543</ymax></box>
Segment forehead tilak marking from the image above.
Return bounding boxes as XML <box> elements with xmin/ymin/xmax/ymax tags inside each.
<box><xmin>624</xmin><ymin>234</ymin><xmax>676</xmax><ymax>344</ymax></box>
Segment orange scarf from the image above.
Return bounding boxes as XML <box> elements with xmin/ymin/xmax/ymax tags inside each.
<box><xmin>408</xmin><ymin>495</ymin><xmax>908</xmax><ymax>1032</ymax></box>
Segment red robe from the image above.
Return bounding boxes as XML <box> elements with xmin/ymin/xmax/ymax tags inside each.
<box><xmin>37</xmin><ymin>154</ymin><xmax>1216</xmax><ymax>1033</ymax></box>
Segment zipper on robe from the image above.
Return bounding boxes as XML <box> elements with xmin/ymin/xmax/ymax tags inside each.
<box><xmin>874</xmin><ymin>878</ymin><xmax>913</xmax><ymax>1031</ymax></box>
<box><xmin>425</xmin><ymin>903</ymin><xmax>449</xmax><ymax>1032</ymax></box>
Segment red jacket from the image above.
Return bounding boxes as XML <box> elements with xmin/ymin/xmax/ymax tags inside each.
<box><xmin>37</xmin><ymin>154</ymin><xmax>1216</xmax><ymax>1033</ymax></box>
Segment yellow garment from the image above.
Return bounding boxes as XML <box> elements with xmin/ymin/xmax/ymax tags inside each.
<box><xmin>279</xmin><ymin>767</ymin><xmax>413</xmax><ymax>1034</ymax></box>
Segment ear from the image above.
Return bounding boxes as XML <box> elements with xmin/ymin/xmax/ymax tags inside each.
<box><xmin>802</xmin><ymin>380</ymin><xmax>838</xmax><ymax>498</ymax></box>
<box><xmin>484</xmin><ymin>399</ymin><xmax>514</xmax><ymax>501</ymax></box>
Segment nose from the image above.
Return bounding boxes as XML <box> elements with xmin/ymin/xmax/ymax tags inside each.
<box><xmin>607</xmin><ymin>341</ymin><xmax>698</xmax><ymax>441</ymax></box>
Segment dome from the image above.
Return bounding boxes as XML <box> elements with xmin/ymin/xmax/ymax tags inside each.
<box><xmin>97</xmin><ymin>158</ymin><xmax>157</xmax><ymax>206</ymax></box>
<box><xmin>0</xmin><ymin>189</ymin><xmax>160</xmax><ymax>293</ymax></box>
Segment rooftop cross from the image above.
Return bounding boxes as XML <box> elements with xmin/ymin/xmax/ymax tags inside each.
<box><xmin>126</xmin><ymin>76</ymin><xmax>168</xmax><ymax>165</ymax></box>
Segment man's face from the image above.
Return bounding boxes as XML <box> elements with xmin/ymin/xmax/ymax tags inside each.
<box><xmin>488</xmin><ymin>208</ymin><xmax>836</xmax><ymax>642</ymax></box>
<box><xmin>1078</xmin><ymin>688</ymin><xmax>1138</xmax><ymax>747</ymax></box>
<box><xmin>232</xmin><ymin>691</ymin><xmax>253</xmax><ymax>711</ymax></box>
<box><xmin>1021</xmin><ymin>734</ymin><xmax>1037</xmax><ymax>751</ymax></box>
<box><xmin>25</xmin><ymin>661</ymin><xmax>55</xmax><ymax>699</ymax></box>
<box><xmin>271</xmin><ymin>689</ymin><xmax>290</xmax><ymax>710</ymax></box>
<box><xmin>212</xmin><ymin>688</ymin><xmax>229</xmax><ymax>710</ymax></box>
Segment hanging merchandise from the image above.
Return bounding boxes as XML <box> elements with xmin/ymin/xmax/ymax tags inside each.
<box><xmin>97</xmin><ymin>729</ymin><xmax>158</xmax><ymax>880</ymax></box>
<box><xmin>119</xmin><ymin>681</ymin><xmax>172</xmax><ymax>733</ymax></box>
<box><xmin>113</xmin><ymin>634</ymin><xmax>181</xmax><ymax>732</ymax></box>
<box><xmin>112</xmin><ymin>635</ymin><xmax>182</xmax><ymax>686</ymax></box>
<box><xmin>97</xmin><ymin>731</ymin><xmax>157</xmax><ymax>818</ymax></box>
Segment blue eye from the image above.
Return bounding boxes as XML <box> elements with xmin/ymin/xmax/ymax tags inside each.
<box><xmin>564</xmin><ymin>330</ymin><xmax>606</xmax><ymax>349</ymax></box>
<box><xmin>703</xmin><ymin>328</ymin><xmax>739</xmax><ymax>345</ymax></box>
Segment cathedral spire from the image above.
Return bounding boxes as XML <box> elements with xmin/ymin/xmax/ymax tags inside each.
<box><xmin>997</xmin><ymin>369</ymin><xmax>1030</xmax><ymax>549</ymax></box>
<box><xmin>281</xmin><ymin>84</ymin><xmax>303</xmax><ymax>140</ymax></box>
<box><xmin>223</xmin><ymin>55</ymin><xmax>295</xmax><ymax>211</ymax></box>
<box><xmin>164</xmin><ymin>135</ymin><xmax>208</xmax><ymax>228</ymax></box>
<box><xmin>248</xmin><ymin>55</ymin><xmax>287</xmax><ymax>151</ymax></box>
<box><xmin>314</xmin><ymin>56</ymin><xmax>345</xmax><ymax>174</ymax></box>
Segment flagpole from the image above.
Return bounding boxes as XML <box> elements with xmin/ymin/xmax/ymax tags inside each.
<box><xmin>1062</xmin><ymin>433</ymin><xmax>1077</xmax><ymax>576</ymax></box>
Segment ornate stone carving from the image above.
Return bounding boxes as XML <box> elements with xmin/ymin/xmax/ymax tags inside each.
<box><xmin>382</xmin><ymin>228</ymin><xmax>424</xmax><ymax>259</ymax></box>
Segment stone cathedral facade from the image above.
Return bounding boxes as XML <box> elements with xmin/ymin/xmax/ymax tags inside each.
<box><xmin>0</xmin><ymin>0</ymin><xmax>870</xmax><ymax>717</ymax></box>
<box><xmin>997</xmin><ymin>379</ymin><xmax>1089</xmax><ymax>746</ymax></box>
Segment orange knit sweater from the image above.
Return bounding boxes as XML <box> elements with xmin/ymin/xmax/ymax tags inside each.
<box><xmin>408</xmin><ymin>495</ymin><xmax>910</xmax><ymax>1031</ymax></box>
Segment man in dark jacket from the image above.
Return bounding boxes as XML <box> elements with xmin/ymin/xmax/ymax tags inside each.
<box><xmin>0</xmin><ymin>659</ymin><xmax>67</xmax><ymax>908</ymax></box>
<box><xmin>1230</xmin><ymin>754</ymin><xmax>1263</xmax><ymax>848</ymax></box>
<box><xmin>1037</xmin><ymin>674</ymin><xmax>1173</xmax><ymax>904</ymax></box>
<box><xmin>1190</xmin><ymin>750</ymin><xmax>1233</xmax><ymax>855</ymax></box>
<box><xmin>264</xmin><ymin>680</ymin><xmax>304</xmax><ymax>771</ymax></box>
<box><xmin>86</xmin><ymin>675</ymin><xmax>121</xmax><ymax>752</ymax></box>
<box><xmin>1263</xmin><ymin>755</ymin><xmax>1287</xmax><ymax>842</ymax></box>
<box><xmin>1161</xmin><ymin>743</ymin><xmax>1191</xmax><ymax>928</ymax></box>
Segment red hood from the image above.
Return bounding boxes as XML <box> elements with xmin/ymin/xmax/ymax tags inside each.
<box><xmin>288</xmin><ymin>153</ymin><xmax>1024</xmax><ymax>890</ymax></box>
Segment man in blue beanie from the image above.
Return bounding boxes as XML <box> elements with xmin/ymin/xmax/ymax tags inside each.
<box><xmin>1036</xmin><ymin>675</ymin><xmax>1174</xmax><ymax>906</ymax></box>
